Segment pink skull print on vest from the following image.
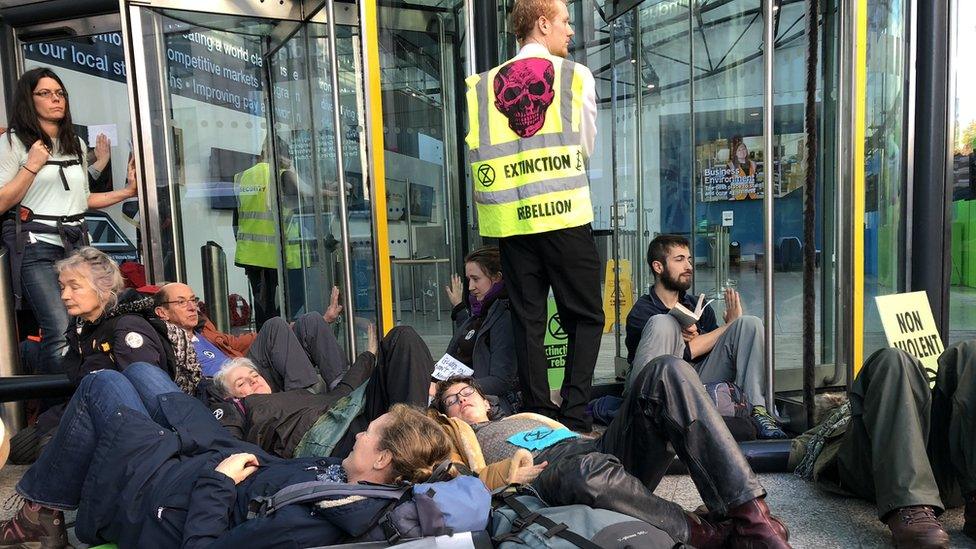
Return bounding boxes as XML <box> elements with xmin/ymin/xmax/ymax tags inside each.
<box><xmin>493</xmin><ymin>58</ymin><xmax>556</xmax><ymax>138</ymax></box>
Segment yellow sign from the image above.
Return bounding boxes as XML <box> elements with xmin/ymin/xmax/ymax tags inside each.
<box><xmin>874</xmin><ymin>291</ymin><xmax>944</xmax><ymax>383</ymax></box>
<box><xmin>602</xmin><ymin>259</ymin><xmax>635</xmax><ymax>333</ymax></box>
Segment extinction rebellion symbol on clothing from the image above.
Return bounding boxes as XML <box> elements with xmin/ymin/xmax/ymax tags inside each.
<box><xmin>477</xmin><ymin>164</ymin><xmax>496</xmax><ymax>187</ymax></box>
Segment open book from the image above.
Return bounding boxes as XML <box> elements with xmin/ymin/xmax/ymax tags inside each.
<box><xmin>669</xmin><ymin>293</ymin><xmax>714</xmax><ymax>328</ymax></box>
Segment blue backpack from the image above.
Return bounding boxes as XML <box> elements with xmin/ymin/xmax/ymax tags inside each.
<box><xmin>250</xmin><ymin>462</ymin><xmax>490</xmax><ymax>544</ymax></box>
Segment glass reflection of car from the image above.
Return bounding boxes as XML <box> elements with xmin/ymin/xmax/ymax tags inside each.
<box><xmin>85</xmin><ymin>211</ymin><xmax>138</xmax><ymax>264</ymax></box>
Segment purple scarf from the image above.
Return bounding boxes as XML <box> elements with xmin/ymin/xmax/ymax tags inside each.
<box><xmin>469</xmin><ymin>280</ymin><xmax>505</xmax><ymax>317</ymax></box>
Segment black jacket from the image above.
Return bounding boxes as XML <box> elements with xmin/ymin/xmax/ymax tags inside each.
<box><xmin>63</xmin><ymin>289</ymin><xmax>170</xmax><ymax>385</ymax></box>
<box><xmin>448</xmin><ymin>297</ymin><xmax>518</xmax><ymax>412</ymax></box>
<box><xmin>76</xmin><ymin>389</ymin><xmax>395</xmax><ymax>548</ymax></box>
<box><xmin>211</xmin><ymin>352</ymin><xmax>376</xmax><ymax>458</ymax></box>
<box><xmin>213</xmin><ymin>389</ymin><xmax>351</xmax><ymax>459</ymax></box>
<box><xmin>624</xmin><ymin>285</ymin><xmax>719</xmax><ymax>365</ymax></box>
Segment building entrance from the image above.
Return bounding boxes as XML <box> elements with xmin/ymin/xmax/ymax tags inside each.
<box><xmin>122</xmin><ymin>1</ymin><xmax>379</xmax><ymax>355</ymax></box>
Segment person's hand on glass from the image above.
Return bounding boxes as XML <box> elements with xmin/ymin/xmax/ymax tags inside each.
<box><xmin>366</xmin><ymin>322</ymin><xmax>378</xmax><ymax>355</ymax></box>
<box><xmin>445</xmin><ymin>273</ymin><xmax>464</xmax><ymax>307</ymax></box>
<box><xmin>324</xmin><ymin>286</ymin><xmax>343</xmax><ymax>323</ymax></box>
<box><xmin>215</xmin><ymin>453</ymin><xmax>260</xmax><ymax>485</ymax></box>
<box><xmin>124</xmin><ymin>156</ymin><xmax>138</xmax><ymax>197</ymax></box>
<box><xmin>723</xmin><ymin>287</ymin><xmax>743</xmax><ymax>323</ymax></box>
<box><xmin>94</xmin><ymin>133</ymin><xmax>111</xmax><ymax>164</ymax></box>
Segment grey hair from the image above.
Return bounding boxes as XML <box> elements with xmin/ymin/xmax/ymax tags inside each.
<box><xmin>54</xmin><ymin>246</ymin><xmax>125</xmax><ymax>311</ymax></box>
<box><xmin>213</xmin><ymin>357</ymin><xmax>260</xmax><ymax>397</ymax></box>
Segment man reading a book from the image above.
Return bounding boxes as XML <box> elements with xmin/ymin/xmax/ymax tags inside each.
<box><xmin>624</xmin><ymin>234</ymin><xmax>786</xmax><ymax>439</ymax></box>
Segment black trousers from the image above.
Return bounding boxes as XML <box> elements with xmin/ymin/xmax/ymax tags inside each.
<box><xmin>330</xmin><ymin>326</ymin><xmax>435</xmax><ymax>457</ymax></box>
<box><xmin>247</xmin><ymin>314</ymin><xmax>347</xmax><ymax>392</ymax></box>
<box><xmin>532</xmin><ymin>355</ymin><xmax>764</xmax><ymax>543</ymax></box>
<box><xmin>244</xmin><ymin>266</ymin><xmax>279</xmax><ymax>331</ymax></box>
<box><xmin>499</xmin><ymin>224</ymin><xmax>604</xmax><ymax>431</ymax></box>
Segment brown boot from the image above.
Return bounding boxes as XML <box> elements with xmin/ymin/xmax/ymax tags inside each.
<box><xmin>965</xmin><ymin>492</ymin><xmax>976</xmax><ymax>540</ymax></box>
<box><xmin>0</xmin><ymin>500</ymin><xmax>69</xmax><ymax>548</ymax></box>
<box><xmin>686</xmin><ymin>511</ymin><xmax>733</xmax><ymax>548</ymax></box>
<box><xmin>726</xmin><ymin>497</ymin><xmax>791</xmax><ymax>549</ymax></box>
<box><xmin>884</xmin><ymin>506</ymin><xmax>949</xmax><ymax>549</ymax></box>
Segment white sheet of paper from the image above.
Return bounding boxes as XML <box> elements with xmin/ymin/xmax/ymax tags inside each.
<box><xmin>432</xmin><ymin>353</ymin><xmax>474</xmax><ymax>381</ymax></box>
<box><xmin>87</xmin><ymin>124</ymin><xmax>118</xmax><ymax>148</ymax></box>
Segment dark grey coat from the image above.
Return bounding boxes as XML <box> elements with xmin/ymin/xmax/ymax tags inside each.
<box><xmin>447</xmin><ymin>298</ymin><xmax>519</xmax><ymax>412</ymax></box>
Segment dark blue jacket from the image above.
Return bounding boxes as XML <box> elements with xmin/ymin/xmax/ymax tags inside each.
<box><xmin>75</xmin><ymin>390</ymin><xmax>391</xmax><ymax>548</ymax></box>
<box><xmin>63</xmin><ymin>289</ymin><xmax>169</xmax><ymax>385</ymax></box>
<box><xmin>624</xmin><ymin>285</ymin><xmax>718</xmax><ymax>365</ymax></box>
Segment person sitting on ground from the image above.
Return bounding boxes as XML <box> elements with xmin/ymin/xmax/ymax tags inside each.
<box><xmin>444</xmin><ymin>245</ymin><xmax>519</xmax><ymax>412</ymax></box>
<box><xmin>624</xmin><ymin>233</ymin><xmax>785</xmax><ymax>438</ymax></box>
<box><xmin>57</xmin><ymin>246</ymin><xmax>169</xmax><ymax>385</ymax></box>
<box><xmin>13</xmin><ymin>247</ymin><xmax>174</xmax><ymax>466</ymax></box>
<box><xmin>0</xmin><ymin>361</ymin><xmax>455</xmax><ymax>549</ymax></box>
<box><xmin>154</xmin><ymin>282</ymin><xmax>359</xmax><ymax>395</ymax></box>
<box><xmin>791</xmin><ymin>341</ymin><xmax>976</xmax><ymax>549</ymax></box>
<box><xmin>208</xmin><ymin>324</ymin><xmax>436</xmax><ymax>459</ymax></box>
<box><xmin>430</xmin><ymin>358</ymin><xmax>793</xmax><ymax>549</ymax></box>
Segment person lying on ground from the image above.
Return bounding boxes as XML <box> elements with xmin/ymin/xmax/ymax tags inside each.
<box><xmin>154</xmin><ymin>282</ymin><xmax>364</xmax><ymax>394</ymax></box>
<box><xmin>207</xmin><ymin>325</ymin><xmax>436</xmax><ymax>459</ymax></box>
<box><xmin>791</xmin><ymin>342</ymin><xmax>976</xmax><ymax>549</ymax></box>
<box><xmin>444</xmin><ymin>245</ymin><xmax>519</xmax><ymax>413</ymax></box>
<box><xmin>0</xmin><ymin>361</ymin><xmax>454</xmax><ymax>549</ymax></box>
<box><xmin>430</xmin><ymin>361</ymin><xmax>792</xmax><ymax>549</ymax></box>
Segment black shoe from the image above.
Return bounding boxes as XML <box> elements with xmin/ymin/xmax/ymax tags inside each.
<box><xmin>751</xmin><ymin>405</ymin><xmax>788</xmax><ymax>440</ymax></box>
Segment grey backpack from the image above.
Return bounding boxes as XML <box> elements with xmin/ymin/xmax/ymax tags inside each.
<box><xmin>490</xmin><ymin>488</ymin><xmax>683</xmax><ymax>548</ymax></box>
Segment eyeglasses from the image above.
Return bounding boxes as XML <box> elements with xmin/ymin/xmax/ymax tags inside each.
<box><xmin>442</xmin><ymin>386</ymin><xmax>477</xmax><ymax>409</ymax></box>
<box><xmin>161</xmin><ymin>296</ymin><xmax>199</xmax><ymax>309</ymax></box>
<box><xmin>33</xmin><ymin>90</ymin><xmax>68</xmax><ymax>100</ymax></box>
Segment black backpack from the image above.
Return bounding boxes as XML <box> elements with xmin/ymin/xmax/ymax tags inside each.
<box><xmin>489</xmin><ymin>486</ymin><xmax>683</xmax><ymax>549</ymax></box>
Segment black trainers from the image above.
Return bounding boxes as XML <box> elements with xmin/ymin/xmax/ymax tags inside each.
<box><xmin>0</xmin><ymin>500</ymin><xmax>69</xmax><ymax>548</ymax></box>
<box><xmin>751</xmin><ymin>405</ymin><xmax>788</xmax><ymax>439</ymax></box>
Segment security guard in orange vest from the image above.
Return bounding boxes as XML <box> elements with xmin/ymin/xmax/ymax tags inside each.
<box><xmin>465</xmin><ymin>0</ymin><xmax>602</xmax><ymax>432</ymax></box>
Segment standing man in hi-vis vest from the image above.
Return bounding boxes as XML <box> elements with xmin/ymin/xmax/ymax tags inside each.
<box><xmin>465</xmin><ymin>0</ymin><xmax>603</xmax><ymax>432</ymax></box>
<box><xmin>234</xmin><ymin>137</ymin><xmax>302</xmax><ymax>330</ymax></box>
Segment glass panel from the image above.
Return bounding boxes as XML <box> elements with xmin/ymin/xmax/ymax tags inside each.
<box><xmin>128</xmin><ymin>6</ymin><xmax>372</xmax><ymax>351</ymax></box>
<box><xmin>377</xmin><ymin>2</ymin><xmax>465</xmax><ymax>352</ymax></box>
<box><xmin>689</xmin><ymin>0</ymin><xmax>765</xmax><ymax>347</ymax></box>
<box><xmin>862</xmin><ymin>0</ymin><xmax>908</xmax><ymax>355</ymax></box>
<box><xmin>948</xmin><ymin>1</ymin><xmax>976</xmax><ymax>344</ymax></box>
<box><xmin>21</xmin><ymin>34</ymin><xmax>140</xmax><ymax>263</ymax></box>
<box><xmin>268</xmin><ymin>19</ymin><xmax>373</xmax><ymax>351</ymax></box>
<box><xmin>495</xmin><ymin>0</ymin><xmax>844</xmax><ymax>401</ymax></box>
<box><xmin>769</xmin><ymin>2</ymin><xmax>832</xmax><ymax>380</ymax></box>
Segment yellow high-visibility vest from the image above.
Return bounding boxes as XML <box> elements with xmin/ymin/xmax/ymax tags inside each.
<box><xmin>233</xmin><ymin>162</ymin><xmax>301</xmax><ymax>270</ymax></box>
<box><xmin>465</xmin><ymin>53</ymin><xmax>593</xmax><ymax>238</ymax></box>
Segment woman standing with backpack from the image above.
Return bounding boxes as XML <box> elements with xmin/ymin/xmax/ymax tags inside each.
<box><xmin>0</xmin><ymin>67</ymin><xmax>137</xmax><ymax>376</ymax></box>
